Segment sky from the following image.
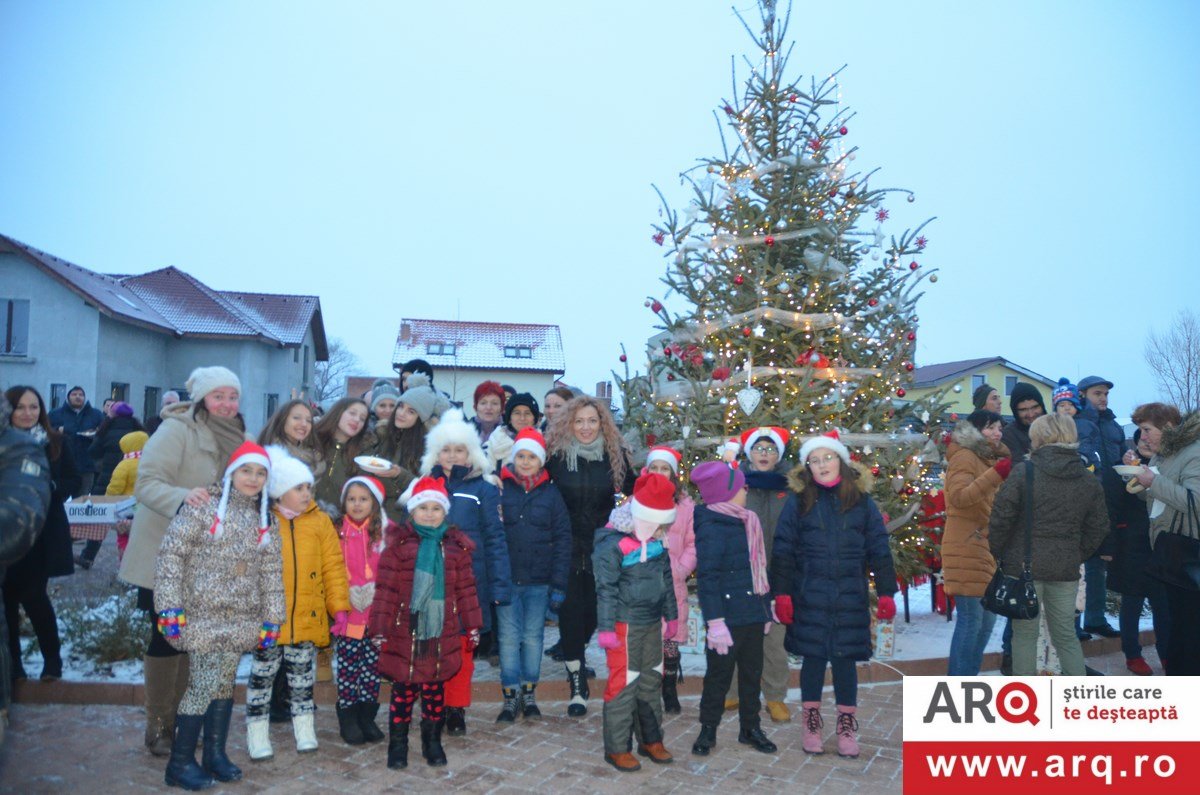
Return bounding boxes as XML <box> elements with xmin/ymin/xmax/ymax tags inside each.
<box><xmin>2</xmin><ymin>1</ymin><xmax>1198</xmax><ymax>419</ymax></box>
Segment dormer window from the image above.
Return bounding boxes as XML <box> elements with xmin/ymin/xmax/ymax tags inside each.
<box><xmin>426</xmin><ymin>342</ymin><xmax>456</xmax><ymax>355</ymax></box>
<box><xmin>504</xmin><ymin>345</ymin><xmax>532</xmax><ymax>359</ymax></box>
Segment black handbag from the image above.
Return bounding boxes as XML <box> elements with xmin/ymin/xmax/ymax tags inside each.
<box><xmin>983</xmin><ymin>462</ymin><xmax>1040</xmax><ymax>619</ymax></box>
<box><xmin>1147</xmin><ymin>488</ymin><xmax>1200</xmax><ymax>591</ymax></box>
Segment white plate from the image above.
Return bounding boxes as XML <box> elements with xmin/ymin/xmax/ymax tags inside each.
<box><xmin>354</xmin><ymin>456</ymin><xmax>393</xmax><ymax>474</ymax></box>
<box><xmin>1112</xmin><ymin>464</ymin><xmax>1143</xmax><ymax>477</ymax></box>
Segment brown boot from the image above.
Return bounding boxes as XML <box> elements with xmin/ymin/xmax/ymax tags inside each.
<box><xmin>637</xmin><ymin>742</ymin><xmax>674</xmax><ymax>764</ymax></box>
<box><xmin>142</xmin><ymin>656</ymin><xmax>178</xmax><ymax>756</ymax></box>
<box><xmin>605</xmin><ymin>752</ymin><xmax>642</xmax><ymax>772</ymax></box>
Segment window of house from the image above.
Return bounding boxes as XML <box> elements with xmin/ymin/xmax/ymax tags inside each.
<box><xmin>293</xmin><ymin>348</ymin><xmax>299</xmax><ymax>363</ymax></box>
<box><xmin>503</xmin><ymin>345</ymin><xmax>532</xmax><ymax>359</ymax></box>
<box><xmin>50</xmin><ymin>383</ymin><xmax>67</xmax><ymax>410</ymax></box>
<box><xmin>144</xmin><ymin>386</ymin><xmax>161</xmax><ymax>422</ymax></box>
<box><xmin>111</xmin><ymin>382</ymin><xmax>129</xmax><ymax>402</ymax></box>
<box><xmin>2</xmin><ymin>298</ymin><xmax>30</xmax><ymax>356</ymax></box>
<box><xmin>1005</xmin><ymin>375</ymin><xmax>1018</xmax><ymax>396</ymax></box>
<box><xmin>971</xmin><ymin>374</ymin><xmax>986</xmax><ymax>390</ymax></box>
<box><xmin>265</xmin><ymin>393</ymin><xmax>279</xmax><ymax>419</ymax></box>
<box><xmin>303</xmin><ymin>345</ymin><xmax>311</xmax><ymax>384</ymax></box>
<box><xmin>426</xmin><ymin>342</ymin><xmax>456</xmax><ymax>356</ymax></box>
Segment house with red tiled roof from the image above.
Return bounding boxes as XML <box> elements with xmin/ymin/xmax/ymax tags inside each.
<box><xmin>389</xmin><ymin>318</ymin><xmax>565</xmax><ymax>406</ymax></box>
<box><xmin>0</xmin><ymin>233</ymin><xmax>327</xmax><ymax>432</ymax></box>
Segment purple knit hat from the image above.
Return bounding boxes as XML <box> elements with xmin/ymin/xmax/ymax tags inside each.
<box><xmin>689</xmin><ymin>460</ymin><xmax>746</xmax><ymax>505</ymax></box>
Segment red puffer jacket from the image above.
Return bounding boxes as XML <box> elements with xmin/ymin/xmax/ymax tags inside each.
<box><xmin>368</xmin><ymin>523</ymin><xmax>482</xmax><ymax>684</ymax></box>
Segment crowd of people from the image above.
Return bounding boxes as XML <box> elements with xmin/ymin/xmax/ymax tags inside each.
<box><xmin>1</xmin><ymin>360</ymin><xmax>1198</xmax><ymax>786</ymax></box>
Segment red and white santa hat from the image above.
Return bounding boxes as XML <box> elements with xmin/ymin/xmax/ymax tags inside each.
<box><xmin>644</xmin><ymin>445</ymin><xmax>683</xmax><ymax>475</ymax></box>
<box><xmin>342</xmin><ymin>475</ymin><xmax>386</xmax><ymax>512</ymax></box>
<box><xmin>740</xmin><ymin>426</ymin><xmax>791</xmax><ymax>456</ymax></box>
<box><xmin>406</xmin><ymin>475</ymin><xmax>451</xmax><ymax>514</ymax></box>
<box><xmin>798</xmin><ymin>429</ymin><xmax>852</xmax><ymax>466</ymax></box>
<box><xmin>509</xmin><ymin>427</ymin><xmax>547</xmax><ymax>465</ymax></box>
<box><xmin>629</xmin><ymin>471</ymin><xmax>677</xmax><ymax>526</ymax></box>
<box><xmin>210</xmin><ymin>441</ymin><xmax>273</xmax><ymax>548</ymax></box>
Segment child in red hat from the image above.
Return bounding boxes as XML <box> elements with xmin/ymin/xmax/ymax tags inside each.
<box><xmin>369</xmin><ymin>476</ymin><xmax>483</xmax><ymax>770</ymax></box>
<box><xmin>593</xmin><ymin>471</ymin><xmax>679</xmax><ymax>772</ymax></box>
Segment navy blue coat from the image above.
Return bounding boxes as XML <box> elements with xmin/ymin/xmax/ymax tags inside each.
<box><xmin>430</xmin><ymin>464</ymin><xmax>512</xmax><ymax>631</ymax></box>
<box><xmin>694</xmin><ymin>506</ymin><xmax>771</xmax><ymax>629</ymax></box>
<box><xmin>48</xmin><ymin>402</ymin><xmax>104</xmax><ymax>475</ymax></box>
<box><xmin>498</xmin><ymin>468</ymin><xmax>572</xmax><ymax>592</ymax></box>
<box><xmin>770</xmin><ymin>482</ymin><xmax>897</xmax><ymax>661</ymax></box>
<box><xmin>1079</xmin><ymin>402</ymin><xmax>1125</xmax><ymax>467</ymax></box>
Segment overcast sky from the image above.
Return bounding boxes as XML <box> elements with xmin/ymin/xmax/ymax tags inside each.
<box><xmin>3</xmin><ymin>1</ymin><xmax>1197</xmax><ymax>418</ymax></box>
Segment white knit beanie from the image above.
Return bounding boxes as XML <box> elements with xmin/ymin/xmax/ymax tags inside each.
<box><xmin>186</xmin><ymin>366</ymin><xmax>241</xmax><ymax>404</ymax></box>
<box><xmin>265</xmin><ymin>445</ymin><xmax>314</xmax><ymax>499</ymax></box>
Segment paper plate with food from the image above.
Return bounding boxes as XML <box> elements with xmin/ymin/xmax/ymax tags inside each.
<box><xmin>1113</xmin><ymin>464</ymin><xmax>1144</xmax><ymax>478</ymax></box>
<box><xmin>354</xmin><ymin>455</ymin><xmax>394</xmax><ymax>474</ymax></box>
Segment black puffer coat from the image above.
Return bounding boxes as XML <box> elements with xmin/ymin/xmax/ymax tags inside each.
<box><xmin>5</xmin><ymin>437</ymin><xmax>78</xmax><ymax>586</ymax></box>
<box><xmin>88</xmin><ymin>415</ymin><xmax>143</xmax><ymax>494</ymax></box>
<box><xmin>499</xmin><ymin>468</ymin><xmax>571</xmax><ymax>592</ymax></box>
<box><xmin>545</xmin><ymin>453</ymin><xmax>635</xmax><ymax>573</ymax></box>
<box><xmin>770</xmin><ymin>468</ymin><xmax>898</xmax><ymax>661</ymax></box>
<box><xmin>0</xmin><ymin>397</ymin><xmax>51</xmax><ymax>566</ymax></box>
<box><xmin>694</xmin><ymin>505</ymin><xmax>771</xmax><ymax>628</ymax></box>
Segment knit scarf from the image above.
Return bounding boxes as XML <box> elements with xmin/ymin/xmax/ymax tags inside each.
<box><xmin>410</xmin><ymin>522</ymin><xmax>448</xmax><ymax>644</ymax></box>
<box><xmin>706</xmin><ymin>501</ymin><xmax>769</xmax><ymax>595</ymax></box>
<box><xmin>27</xmin><ymin>424</ymin><xmax>49</xmax><ymax>446</ymax></box>
<box><xmin>122</xmin><ymin>449</ymin><xmax>142</xmax><ymax>461</ymax></box>
<box><xmin>206</xmin><ymin>413</ymin><xmax>246</xmax><ymax>465</ymax></box>
<box><xmin>564</xmin><ymin>436</ymin><xmax>605</xmax><ymax>473</ymax></box>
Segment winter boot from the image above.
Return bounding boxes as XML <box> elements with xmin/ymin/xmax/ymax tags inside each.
<box><xmin>315</xmin><ymin>646</ymin><xmax>334</xmax><ymax>683</ymax></box>
<box><xmin>801</xmin><ymin>702</ymin><xmax>824</xmax><ymax>755</ymax></box>
<box><xmin>637</xmin><ymin>741</ymin><xmax>674</xmax><ymax>764</ymax></box>
<box><xmin>835</xmin><ymin>707</ymin><xmax>860</xmax><ymax>758</ymax></box>
<box><xmin>164</xmin><ymin>714</ymin><xmax>213</xmax><ymax>791</ymax></box>
<box><xmin>662</xmin><ymin>671</ymin><xmax>681</xmax><ymax>715</ymax></box>
<box><xmin>246</xmin><ymin>719</ymin><xmax>273</xmax><ymax>761</ymax></box>
<box><xmin>445</xmin><ymin>706</ymin><xmax>467</xmax><ymax>736</ymax></box>
<box><xmin>293</xmin><ymin>712</ymin><xmax>318</xmax><ymax>753</ymax></box>
<box><xmin>201</xmin><ymin>699</ymin><xmax>242</xmax><ymax>782</ymax></box>
<box><xmin>420</xmin><ymin>718</ymin><xmax>448</xmax><ymax>767</ymax></box>
<box><xmin>337</xmin><ymin>704</ymin><xmax>366</xmax><ymax>745</ymax></box>
<box><xmin>386</xmin><ymin>721</ymin><xmax>410</xmax><ymax>770</ymax></box>
<box><xmin>143</xmin><ymin>655</ymin><xmax>179</xmax><ymax>757</ymax></box>
<box><xmin>565</xmin><ymin>660</ymin><xmax>588</xmax><ymax>717</ymax></box>
<box><xmin>495</xmin><ymin>687</ymin><xmax>521</xmax><ymax>723</ymax></box>
<box><xmin>521</xmin><ymin>684</ymin><xmax>541</xmax><ymax>719</ymax></box>
<box><xmin>691</xmin><ymin>724</ymin><xmax>717</xmax><ymax>756</ymax></box>
<box><xmin>357</xmin><ymin>701</ymin><xmax>385</xmax><ymax>743</ymax></box>
<box><xmin>738</xmin><ymin>725</ymin><xmax>778</xmax><ymax>754</ymax></box>
<box><xmin>605</xmin><ymin>751</ymin><xmax>642</xmax><ymax>772</ymax></box>
<box><xmin>765</xmin><ymin>701</ymin><xmax>791</xmax><ymax>723</ymax></box>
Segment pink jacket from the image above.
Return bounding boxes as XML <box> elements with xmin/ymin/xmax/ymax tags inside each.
<box><xmin>337</xmin><ymin>516</ymin><xmax>394</xmax><ymax>637</ymax></box>
<box><xmin>665</xmin><ymin>496</ymin><xmax>696</xmax><ymax>642</ymax></box>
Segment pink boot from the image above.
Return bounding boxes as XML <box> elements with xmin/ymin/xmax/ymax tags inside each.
<box><xmin>835</xmin><ymin>706</ymin><xmax>859</xmax><ymax>758</ymax></box>
<box><xmin>801</xmin><ymin>701</ymin><xmax>824</xmax><ymax>755</ymax></box>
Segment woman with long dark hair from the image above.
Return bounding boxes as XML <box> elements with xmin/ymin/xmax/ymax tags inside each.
<box><xmin>258</xmin><ymin>399</ymin><xmax>325</xmax><ymax>479</ymax></box>
<box><xmin>312</xmin><ymin>398</ymin><xmax>370</xmax><ymax>521</ymax></box>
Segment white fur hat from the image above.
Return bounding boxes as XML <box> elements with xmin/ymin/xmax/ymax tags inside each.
<box><xmin>418</xmin><ymin>408</ymin><xmax>490</xmax><ymax>476</ymax></box>
<box><xmin>265</xmin><ymin>445</ymin><xmax>314</xmax><ymax>499</ymax></box>
<box><xmin>186</xmin><ymin>366</ymin><xmax>241</xmax><ymax>404</ymax></box>
<box><xmin>798</xmin><ymin>430</ymin><xmax>852</xmax><ymax>466</ymax></box>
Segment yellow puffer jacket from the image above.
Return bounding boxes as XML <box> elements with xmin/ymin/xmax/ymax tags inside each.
<box><xmin>273</xmin><ymin>501</ymin><xmax>351</xmax><ymax>647</ymax></box>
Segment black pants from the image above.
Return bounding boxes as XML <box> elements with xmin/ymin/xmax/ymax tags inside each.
<box><xmin>139</xmin><ymin>587</ymin><xmax>183</xmax><ymax>658</ymax></box>
<box><xmin>800</xmin><ymin>656</ymin><xmax>858</xmax><ymax>706</ymax></box>
<box><xmin>558</xmin><ymin>568</ymin><xmax>597</xmax><ymax>663</ymax></box>
<box><xmin>698</xmin><ymin>623</ymin><xmax>763</xmax><ymax>730</ymax></box>
<box><xmin>1164</xmin><ymin>582</ymin><xmax>1200</xmax><ymax>676</ymax></box>
<box><xmin>3</xmin><ymin>574</ymin><xmax>61</xmax><ymax>677</ymax></box>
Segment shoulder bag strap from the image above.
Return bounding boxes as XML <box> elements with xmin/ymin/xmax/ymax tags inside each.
<box><xmin>1023</xmin><ymin>461</ymin><xmax>1035</xmax><ymax>570</ymax></box>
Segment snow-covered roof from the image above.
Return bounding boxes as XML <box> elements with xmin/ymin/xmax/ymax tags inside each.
<box><xmin>391</xmin><ymin>318</ymin><xmax>565</xmax><ymax>374</ymax></box>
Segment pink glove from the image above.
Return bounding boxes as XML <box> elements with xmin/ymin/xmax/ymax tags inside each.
<box><xmin>598</xmin><ymin>630</ymin><xmax>621</xmax><ymax>650</ymax></box>
<box><xmin>706</xmin><ymin>619</ymin><xmax>733</xmax><ymax>655</ymax></box>
<box><xmin>876</xmin><ymin>595</ymin><xmax>896</xmax><ymax>620</ymax></box>
<box><xmin>773</xmin><ymin>595</ymin><xmax>794</xmax><ymax>625</ymax></box>
<box><xmin>467</xmin><ymin>628</ymin><xmax>481</xmax><ymax>650</ymax></box>
<box><xmin>330</xmin><ymin>611</ymin><xmax>349</xmax><ymax>636</ymax></box>
<box><xmin>663</xmin><ymin>620</ymin><xmax>678</xmax><ymax>640</ymax></box>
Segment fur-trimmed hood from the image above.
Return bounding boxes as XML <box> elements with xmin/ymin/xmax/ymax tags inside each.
<box><xmin>948</xmin><ymin>421</ymin><xmax>1009</xmax><ymax>464</ymax></box>
<box><xmin>418</xmin><ymin>408</ymin><xmax>492</xmax><ymax>479</ymax></box>
<box><xmin>786</xmin><ymin>459</ymin><xmax>875</xmax><ymax>495</ymax></box>
<box><xmin>1160</xmin><ymin>411</ymin><xmax>1200</xmax><ymax>459</ymax></box>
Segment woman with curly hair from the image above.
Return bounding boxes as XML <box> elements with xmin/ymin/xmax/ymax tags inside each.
<box><xmin>544</xmin><ymin>395</ymin><xmax>635</xmax><ymax>717</ymax></box>
<box><xmin>312</xmin><ymin>398</ymin><xmax>370</xmax><ymax>521</ymax></box>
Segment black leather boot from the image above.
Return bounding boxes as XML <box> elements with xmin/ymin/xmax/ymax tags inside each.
<box><xmin>662</xmin><ymin>671</ymin><xmax>681</xmax><ymax>714</ymax></box>
<box><xmin>691</xmin><ymin>724</ymin><xmax>717</xmax><ymax>756</ymax></box>
<box><xmin>337</xmin><ymin>704</ymin><xmax>366</xmax><ymax>745</ymax></box>
<box><xmin>357</xmin><ymin>701</ymin><xmax>385</xmax><ymax>743</ymax></box>
<box><xmin>386</xmin><ymin>721</ymin><xmax>409</xmax><ymax>770</ymax></box>
<box><xmin>420</xmin><ymin>718</ymin><xmax>448</xmax><ymax>767</ymax></box>
<box><xmin>445</xmin><ymin>705</ymin><xmax>467</xmax><ymax>736</ymax></box>
<box><xmin>201</xmin><ymin>699</ymin><xmax>242</xmax><ymax>782</ymax></box>
<box><xmin>738</xmin><ymin>725</ymin><xmax>778</xmax><ymax>754</ymax></box>
<box><xmin>164</xmin><ymin>714</ymin><xmax>214</xmax><ymax>791</ymax></box>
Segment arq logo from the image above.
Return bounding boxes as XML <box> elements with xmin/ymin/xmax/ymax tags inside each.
<box><xmin>922</xmin><ymin>681</ymin><xmax>1039</xmax><ymax>725</ymax></box>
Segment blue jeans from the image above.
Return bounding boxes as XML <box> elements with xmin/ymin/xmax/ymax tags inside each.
<box><xmin>947</xmin><ymin>596</ymin><xmax>997</xmax><ymax>675</ymax></box>
<box><xmin>496</xmin><ymin>584</ymin><xmax>549</xmax><ymax>689</ymax></box>
<box><xmin>1119</xmin><ymin>583</ymin><xmax>1169</xmax><ymax>662</ymax></box>
<box><xmin>1083</xmin><ymin>555</ymin><xmax>1109</xmax><ymax>627</ymax></box>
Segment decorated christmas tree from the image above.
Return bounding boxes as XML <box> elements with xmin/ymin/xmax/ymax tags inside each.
<box><xmin>618</xmin><ymin>0</ymin><xmax>948</xmax><ymax>583</ymax></box>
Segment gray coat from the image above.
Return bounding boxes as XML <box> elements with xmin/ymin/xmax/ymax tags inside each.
<box><xmin>592</xmin><ymin>504</ymin><xmax>677</xmax><ymax>631</ymax></box>
<box><xmin>1147</xmin><ymin>412</ymin><xmax>1200</xmax><ymax>548</ymax></box>
<box><xmin>988</xmin><ymin>444</ymin><xmax>1110</xmax><ymax>582</ymax></box>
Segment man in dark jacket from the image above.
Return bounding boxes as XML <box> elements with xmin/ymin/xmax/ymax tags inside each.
<box><xmin>1075</xmin><ymin>375</ymin><xmax>1124</xmax><ymax>638</ymax></box>
<box><xmin>0</xmin><ymin>393</ymin><xmax>52</xmax><ymax>733</ymax></box>
<box><xmin>1000</xmin><ymin>382</ymin><xmax>1046</xmax><ymax>462</ymax></box>
<box><xmin>47</xmin><ymin>386</ymin><xmax>103</xmax><ymax>496</ymax></box>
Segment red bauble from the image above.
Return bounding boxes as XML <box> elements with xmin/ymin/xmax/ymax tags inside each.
<box><xmin>723</xmin><ymin>104</ymin><xmax>735</xmax><ymax>115</ymax></box>
<box><xmin>789</xmin><ymin>94</ymin><xmax>798</xmax><ymax>102</ymax></box>
<box><xmin>734</xmin><ymin>274</ymin><xmax>744</xmax><ymax>285</ymax></box>
<box><xmin>651</xmin><ymin>231</ymin><xmax>665</xmax><ymax>246</ymax></box>
<box><xmin>839</xmin><ymin>126</ymin><xmax>848</xmax><ymax>135</ymax></box>
<box><xmin>711</xmin><ymin>366</ymin><xmax>731</xmax><ymax>381</ymax></box>
<box><xmin>904</xmin><ymin>486</ymin><xmax>916</xmax><ymax>496</ymax></box>
<box><xmin>815</xmin><ymin>209</ymin><xmax>825</xmax><ymax>219</ymax></box>
<box><xmin>651</xmin><ymin>300</ymin><xmax>663</xmax><ymax>313</ymax></box>
<box><xmin>765</xmin><ymin>236</ymin><xmax>775</xmax><ymax>247</ymax></box>
<box><xmin>907</xmin><ymin>332</ymin><xmax>917</xmax><ymax>341</ymax></box>
<box><xmin>909</xmin><ymin>261</ymin><xmax>919</xmax><ymax>271</ymax></box>
<box><xmin>904</xmin><ymin>361</ymin><xmax>914</xmax><ymax>371</ymax></box>
<box><xmin>690</xmin><ymin>355</ymin><xmax>703</xmax><ymax>367</ymax></box>
<box><xmin>667</xmin><ymin>374</ymin><xmax>676</xmax><ymax>381</ymax></box>
<box><xmin>896</xmin><ymin>387</ymin><xmax>907</xmax><ymax>397</ymax></box>
<box><xmin>645</xmin><ymin>433</ymin><xmax>657</xmax><ymax>446</ymax></box>
<box><xmin>829</xmin><ymin>189</ymin><xmax>838</xmax><ymax>198</ymax></box>
<box><xmin>871</xmin><ymin>466</ymin><xmax>881</xmax><ymax>477</ymax></box>
<box><xmin>619</xmin><ymin>354</ymin><xmax>627</xmax><ymax>363</ymax></box>
<box><xmin>950</xmin><ymin>413</ymin><xmax>959</xmax><ymax>421</ymax></box>
<box><xmin>742</xmin><ymin>327</ymin><xmax>752</xmax><ymax>337</ymax></box>
<box><xmin>868</xmin><ymin>298</ymin><xmax>879</xmax><ymax>307</ymax></box>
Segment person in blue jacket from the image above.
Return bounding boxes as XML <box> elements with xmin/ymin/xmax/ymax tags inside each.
<box><xmin>770</xmin><ymin>431</ymin><xmax>897</xmax><ymax>760</ymax></box>
<box><xmin>1052</xmin><ymin>379</ymin><xmax>1103</xmax><ymax>469</ymax></box>
<box><xmin>47</xmin><ymin>385</ymin><xmax>103</xmax><ymax>496</ymax></box>
<box><xmin>1076</xmin><ymin>375</ymin><xmax>1124</xmax><ymax>639</ymax></box>
<box><xmin>404</xmin><ymin>408</ymin><xmax>512</xmax><ymax>737</ymax></box>
<box><xmin>494</xmin><ymin>427</ymin><xmax>570</xmax><ymax>723</ymax></box>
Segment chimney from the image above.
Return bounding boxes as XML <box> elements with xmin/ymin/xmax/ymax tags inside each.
<box><xmin>400</xmin><ymin>322</ymin><xmax>412</xmax><ymax>342</ymax></box>
<box><xmin>595</xmin><ymin>381</ymin><xmax>612</xmax><ymax>401</ymax></box>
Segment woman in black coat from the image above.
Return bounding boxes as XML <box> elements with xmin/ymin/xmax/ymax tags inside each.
<box><xmin>3</xmin><ymin>386</ymin><xmax>79</xmax><ymax>682</ymax></box>
<box><xmin>77</xmin><ymin>403</ymin><xmax>144</xmax><ymax>568</ymax></box>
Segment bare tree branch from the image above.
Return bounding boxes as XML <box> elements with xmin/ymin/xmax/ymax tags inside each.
<box><xmin>1145</xmin><ymin>310</ymin><xmax>1200</xmax><ymax>412</ymax></box>
<box><xmin>311</xmin><ymin>337</ymin><xmax>361</xmax><ymax>404</ymax></box>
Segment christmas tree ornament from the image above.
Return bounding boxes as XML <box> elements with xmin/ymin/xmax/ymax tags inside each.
<box><xmin>734</xmin><ymin>274</ymin><xmax>744</xmax><ymax>285</ymax></box>
<box><xmin>753</xmin><ymin>324</ymin><xmax>766</xmax><ymax>337</ymax></box>
<box><xmin>868</xmin><ymin>298</ymin><xmax>879</xmax><ymax>307</ymax></box>
<box><xmin>862</xmin><ymin>422</ymin><xmax>873</xmax><ymax>432</ymax></box>
<box><xmin>711</xmin><ymin>366</ymin><xmax>731</xmax><ymax>381</ymax></box>
<box><xmin>875</xmin><ymin>209</ymin><xmax>889</xmax><ymax>222</ymax></box>
<box><xmin>777</xmin><ymin>282</ymin><xmax>790</xmax><ymax>293</ymax></box>
<box><xmin>871</xmin><ymin>465</ymin><xmax>881</xmax><ymax>476</ymax></box>
<box><xmin>742</xmin><ymin>326</ymin><xmax>752</xmax><ymax>337</ymax></box>
<box><xmin>736</xmin><ymin>386</ymin><xmax>763</xmax><ymax>415</ymax></box>
<box><xmin>896</xmin><ymin>388</ymin><xmax>907</xmax><ymax>397</ymax></box>
<box><xmin>903</xmin><ymin>362</ymin><xmax>914</xmax><ymax>371</ymax></box>
<box><xmin>682</xmin><ymin>424</ymin><xmax>691</xmax><ymax>438</ymax></box>
<box><xmin>651</xmin><ymin>300</ymin><xmax>663</xmax><ymax>313</ymax></box>
<box><xmin>619</xmin><ymin>354</ymin><xmax>627</xmax><ymax>363</ymax></box>
<box><xmin>774</xmin><ymin>219</ymin><xmax>787</xmax><ymax>230</ymax></box>
<box><xmin>839</xmin><ymin>125</ymin><xmax>848</xmax><ymax>135</ymax></box>
<box><xmin>909</xmin><ymin>261</ymin><xmax>919</xmax><ymax>271</ymax></box>
<box><xmin>929</xmin><ymin>274</ymin><xmax>938</xmax><ymax>283</ymax></box>
<box><xmin>643</xmin><ymin>300</ymin><xmax>652</xmax><ymax>307</ymax></box>
<box><xmin>907</xmin><ymin>332</ymin><xmax>917</xmax><ymax>341</ymax></box>
<box><xmin>953</xmin><ymin>384</ymin><xmax>963</xmax><ymax>393</ymax></box>
<box><xmin>907</xmin><ymin>194</ymin><xmax>916</xmax><ymax>203</ymax></box>
<box><xmin>652</xmin><ymin>232</ymin><xmax>666</xmax><ymax>245</ymax></box>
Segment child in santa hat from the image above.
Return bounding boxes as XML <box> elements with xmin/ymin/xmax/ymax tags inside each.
<box><xmin>641</xmin><ymin>445</ymin><xmax>695</xmax><ymax>715</ymax></box>
<box><xmin>154</xmin><ymin>441</ymin><xmax>286</xmax><ymax>791</ymax></box>
<box><xmin>369</xmin><ymin>476</ymin><xmax>483</xmax><ymax>770</ymax></box>
<box><xmin>688</xmin><ymin>459</ymin><xmax>778</xmax><ymax>760</ymax></box>
<box><xmin>772</xmin><ymin>430</ymin><xmax>897</xmax><ymax>759</ymax></box>
<box><xmin>592</xmin><ymin>471</ymin><xmax>679</xmax><ymax>773</ymax></box>
<box><xmin>331</xmin><ymin>474</ymin><xmax>396</xmax><ymax>747</ymax></box>
<box><xmin>244</xmin><ymin>447</ymin><xmax>351</xmax><ymax>760</ymax></box>
<box><xmin>494</xmin><ymin>427</ymin><xmax>571</xmax><ymax>723</ymax></box>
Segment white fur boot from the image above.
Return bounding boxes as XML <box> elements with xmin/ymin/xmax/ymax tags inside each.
<box><xmin>293</xmin><ymin>713</ymin><xmax>318</xmax><ymax>753</ymax></box>
<box><xmin>247</xmin><ymin>719</ymin><xmax>274</xmax><ymax>761</ymax></box>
